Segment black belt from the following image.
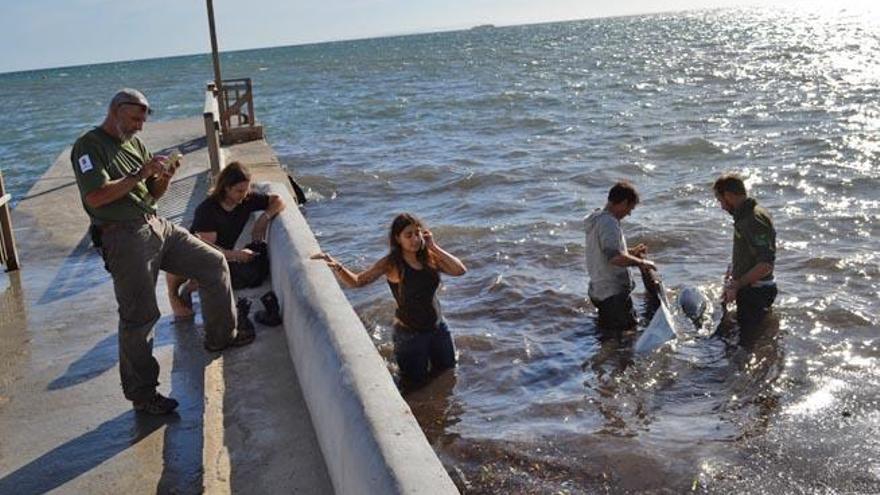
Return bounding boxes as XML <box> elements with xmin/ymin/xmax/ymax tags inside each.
<box><xmin>95</xmin><ymin>214</ymin><xmax>158</xmax><ymax>234</ymax></box>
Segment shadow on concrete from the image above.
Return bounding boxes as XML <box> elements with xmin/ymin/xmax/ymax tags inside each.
<box><xmin>19</xmin><ymin>158</ymin><xmax>217</xmax><ymax>491</ymax></box>
<box><xmin>1</xmin><ymin>317</ymin><xmax>214</xmax><ymax>494</ymax></box>
<box><xmin>17</xmin><ymin>180</ymin><xmax>78</xmax><ymax>203</ymax></box>
<box><xmin>47</xmin><ymin>330</ymin><xmax>174</xmax><ymax>391</ymax></box>
<box><xmin>11</xmin><ymin>134</ymin><xmax>206</xmax><ymax>208</ymax></box>
<box><xmin>44</xmin><ymin>163</ymin><xmax>209</xmax><ymax>385</ymax></box>
<box><xmin>0</xmin><ymin>393</ymin><xmax>178</xmax><ymax>495</ymax></box>
<box><xmin>35</xmin><ymin>165</ymin><xmax>212</xmax><ymax>308</ymax></box>
<box><xmin>36</xmin><ymin>234</ymin><xmax>109</xmax><ymax>306</ymax></box>
<box><xmin>156</xmin><ymin>136</ymin><xmax>208</xmax><ymax>160</ymax></box>
<box><xmin>157</xmin><ymin>316</ymin><xmax>213</xmax><ymax>493</ymax></box>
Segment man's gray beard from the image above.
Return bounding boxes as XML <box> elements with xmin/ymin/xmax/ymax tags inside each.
<box><xmin>116</xmin><ymin>123</ymin><xmax>138</xmax><ymax>141</ymax></box>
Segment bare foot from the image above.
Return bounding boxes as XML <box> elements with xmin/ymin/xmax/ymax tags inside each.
<box><xmin>170</xmin><ymin>294</ymin><xmax>194</xmax><ymax>320</ymax></box>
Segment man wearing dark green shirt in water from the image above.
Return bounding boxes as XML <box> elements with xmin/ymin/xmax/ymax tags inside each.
<box><xmin>71</xmin><ymin>89</ymin><xmax>254</xmax><ymax>415</ymax></box>
<box><xmin>713</xmin><ymin>173</ymin><xmax>777</xmax><ymax>340</ymax></box>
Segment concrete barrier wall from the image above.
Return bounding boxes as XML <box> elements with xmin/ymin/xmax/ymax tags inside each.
<box><xmin>264</xmin><ymin>183</ymin><xmax>459</xmax><ymax>495</ymax></box>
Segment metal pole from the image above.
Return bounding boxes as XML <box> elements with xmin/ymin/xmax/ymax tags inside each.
<box><xmin>206</xmin><ymin>0</ymin><xmax>227</xmax><ymax>133</ymax></box>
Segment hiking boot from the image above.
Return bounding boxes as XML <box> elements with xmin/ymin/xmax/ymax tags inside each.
<box><xmin>255</xmin><ymin>290</ymin><xmax>282</xmax><ymax>327</ymax></box>
<box><xmin>133</xmin><ymin>392</ymin><xmax>179</xmax><ymax>415</ymax></box>
<box><xmin>237</xmin><ymin>297</ymin><xmax>255</xmax><ymax>333</ymax></box>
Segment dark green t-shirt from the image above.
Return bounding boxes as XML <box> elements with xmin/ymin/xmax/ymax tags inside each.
<box><xmin>71</xmin><ymin>127</ymin><xmax>157</xmax><ymax>223</ymax></box>
<box><xmin>731</xmin><ymin>197</ymin><xmax>776</xmax><ymax>281</ymax></box>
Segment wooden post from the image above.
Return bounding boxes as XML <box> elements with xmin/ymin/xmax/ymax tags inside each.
<box><xmin>204</xmin><ymin>83</ymin><xmax>223</xmax><ymax>177</ymax></box>
<box><xmin>0</xmin><ymin>169</ymin><xmax>20</xmax><ymax>271</ymax></box>
<box><xmin>206</xmin><ymin>0</ymin><xmax>227</xmax><ymax>135</ymax></box>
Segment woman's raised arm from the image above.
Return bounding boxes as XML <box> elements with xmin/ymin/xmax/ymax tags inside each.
<box><xmin>310</xmin><ymin>252</ymin><xmax>391</xmax><ymax>288</ymax></box>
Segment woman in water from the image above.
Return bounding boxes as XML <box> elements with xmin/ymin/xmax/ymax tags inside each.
<box><xmin>311</xmin><ymin>213</ymin><xmax>467</xmax><ymax>391</ymax></box>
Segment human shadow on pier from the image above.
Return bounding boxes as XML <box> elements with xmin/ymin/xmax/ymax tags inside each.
<box><xmin>0</xmin><ymin>409</ymin><xmax>177</xmax><ymax>495</ymax></box>
<box><xmin>0</xmin><ymin>317</ymin><xmax>212</xmax><ymax>494</ymax></box>
<box><xmin>35</xmin><ymin>169</ymin><xmax>211</xmax><ymax>307</ymax></box>
<box><xmin>155</xmin><ymin>135</ymin><xmax>208</xmax><ymax>160</ymax></box>
<box><xmin>47</xmin><ymin>330</ymin><xmax>173</xmax><ymax>391</ymax></box>
<box><xmin>17</xmin><ymin>180</ymin><xmax>78</xmax><ymax>203</ymax></box>
<box><xmin>46</xmin><ymin>168</ymin><xmax>212</xmax><ymax>391</ymax></box>
<box><xmin>35</xmin><ymin>233</ymin><xmax>108</xmax><ymax>306</ymax></box>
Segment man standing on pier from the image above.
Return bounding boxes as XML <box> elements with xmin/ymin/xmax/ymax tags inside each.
<box><xmin>584</xmin><ymin>181</ymin><xmax>655</xmax><ymax>336</ymax></box>
<box><xmin>713</xmin><ymin>173</ymin><xmax>777</xmax><ymax>342</ymax></box>
<box><xmin>71</xmin><ymin>89</ymin><xmax>254</xmax><ymax>415</ymax></box>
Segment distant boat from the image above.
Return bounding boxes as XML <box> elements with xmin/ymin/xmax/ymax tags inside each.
<box><xmin>470</xmin><ymin>24</ymin><xmax>495</xmax><ymax>31</ymax></box>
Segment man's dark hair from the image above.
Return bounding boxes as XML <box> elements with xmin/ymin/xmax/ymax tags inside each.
<box><xmin>713</xmin><ymin>173</ymin><xmax>747</xmax><ymax>196</ymax></box>
<box><xmin>607</xmin><ymin>181</ymin><xmax>640</xmax><ymax>205</ymax></box>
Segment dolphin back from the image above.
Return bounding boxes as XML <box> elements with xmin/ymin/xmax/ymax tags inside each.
<box><xmin>677</xmin><ymin>286</ymin><xmax>708</xmax><ymax>323</ymax></box>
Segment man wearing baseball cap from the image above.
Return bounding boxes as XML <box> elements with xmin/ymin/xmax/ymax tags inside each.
<box><xmin>70</xmin><ymin>89</ymin><xmax>255</xmax><ymax>415</ymax></box>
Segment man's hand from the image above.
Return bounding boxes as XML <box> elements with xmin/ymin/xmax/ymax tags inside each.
<box><xmin>630</xmin><ymin>243</ymin><xmax>648</xmax><ymax>258</ymax></box>
<box><xmin>139</xmin><ymin>156</ymin><xmax>166</xmax><ymax>179</ymax></box>
<box><xmin>722</xmin><ymin>279</ymin><xmax>738</xmax><ymax>304</ymax></box>
<box><xmin>157</xmin><ymin>154</ymin><xmax>181</xmax><ymax>180</ymax></box>
<box><xmin>230</xmin><ymin>248</ymin><xmax>256</xmax><ymax>263</ymax></box>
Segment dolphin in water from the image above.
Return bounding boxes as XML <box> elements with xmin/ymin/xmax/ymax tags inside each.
<box><xmin>677</xmin><ymin>286</ymin><xmax>708</xmax><ymax>325</ymax></box>
<box><xmin>633</xmin><ymin>266</ymin><xmax>709</xmax><ymax>354</ymax></box>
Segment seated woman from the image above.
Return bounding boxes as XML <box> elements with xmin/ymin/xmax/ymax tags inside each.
<box><xmin>311</xmin><ymin>213</ymin><xmax>467</xmax><ymax>392</ymax></box>
<box><xmin>168</xmin><ymin>161</ymin><xmax>285</xmax><ymax>318</ymax></box>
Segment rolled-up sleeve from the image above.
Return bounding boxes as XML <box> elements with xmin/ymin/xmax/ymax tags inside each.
<box><xmin>745</xmin><ymin>219</ymin><xmax>775</xmax><ymax>265</ymax></box>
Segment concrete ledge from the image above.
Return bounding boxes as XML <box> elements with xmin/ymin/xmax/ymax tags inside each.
<box><xmin>265</xmin><ymin>183</ymin><xmax>458</xmax><ymax>495</ymax></box>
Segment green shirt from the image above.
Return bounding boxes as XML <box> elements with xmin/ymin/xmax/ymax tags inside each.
<box><xmin>71</xmin><ymin>127</ymin><xmax>157</xmax><ymax>223</ymax></box>
<box><xmin>731</xmin><ymin>197</ymin><xmax>776</xmax><ymax>281</ymax></box>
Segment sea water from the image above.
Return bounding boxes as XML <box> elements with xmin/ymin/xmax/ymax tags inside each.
<box><xmin>2</xmin><ymin>6</ymin><xmax>878</xmax><ymax>493</ymax></box>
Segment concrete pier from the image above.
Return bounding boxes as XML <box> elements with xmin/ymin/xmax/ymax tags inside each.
<box><xmin>0</xmin><ymin>118</ymin><xmax>332</xmax><ymax>494</ymax></box>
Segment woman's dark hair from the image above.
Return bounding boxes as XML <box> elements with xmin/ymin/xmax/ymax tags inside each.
<box><xmin>388</xmin><ymin>213</ymin><xmax>437</xmax><ymax>302</ymax></box>
<box><xmin>608</xmin><ymin>180</ymin><xmax>640</xmax><ymax>205</ymax></box>
<box><xmin>713</xmin><ymin>173</ymin><xmax>747</xmax><ymax>196</ymax></box>
<box><xmin>210</xmin><ymin>161</ymin><xmax>251</xmax><ymax>201</ymax></box>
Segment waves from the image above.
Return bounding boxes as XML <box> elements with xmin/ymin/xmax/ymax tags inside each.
<box><xmin>650</xmin><ymin>137</ymin><xmax>727</xmax><ymax>158</ymax></box>
<box><xmin>4</xmin><ymin>6</ymin><xmax>880</xmax><ymax>492</ymax></box>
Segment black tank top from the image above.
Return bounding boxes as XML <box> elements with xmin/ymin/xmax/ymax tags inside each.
<box><xmin>388</xmin><ymin>262</ymin><xmax>442</xmax><ymax>332</ymax></box>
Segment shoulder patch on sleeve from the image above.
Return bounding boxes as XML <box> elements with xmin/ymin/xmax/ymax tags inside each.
<box><xmin>753</xmin><ymin>232</ymin><xmax>770</xmax><ymax>246</ymax></box>
<box><xmin>78</xmin><ymin>154</ymin><xmax>94</xmax><ymax>173</ymax></box>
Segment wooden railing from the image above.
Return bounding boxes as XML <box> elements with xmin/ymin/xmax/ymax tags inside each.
<box><xmin>217</xmin><ymin>78</ymin><xmax>263</xmax><ymax>144</ymax></box>
<box><xmin>0</xmin><ymin>169</ymin><xmax>20</xmax><ymax>271</ymax></box>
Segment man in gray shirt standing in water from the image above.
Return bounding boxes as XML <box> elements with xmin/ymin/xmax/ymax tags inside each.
<box><xmin>584</xmin><ymin>181</ymin><xmax>655</xmax><ymax>335</ymax></box>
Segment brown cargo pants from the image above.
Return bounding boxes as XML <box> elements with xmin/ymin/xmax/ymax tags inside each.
<box><xmin>101</xmin><ymin>215</ymin><xmax>236</xmax><ymax>403</ymax></box>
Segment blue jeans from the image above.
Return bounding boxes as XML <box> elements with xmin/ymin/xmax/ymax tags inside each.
<box><xmin>392</xmin><ymin>321</ymin><xmax>456</xmax><ymax>391</ymax></box>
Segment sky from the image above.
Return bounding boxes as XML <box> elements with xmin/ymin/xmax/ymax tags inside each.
<box><xmin>0</xmin><ymin>0</ymin><xmax>861</xmax><ymax>74</ymax></box>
